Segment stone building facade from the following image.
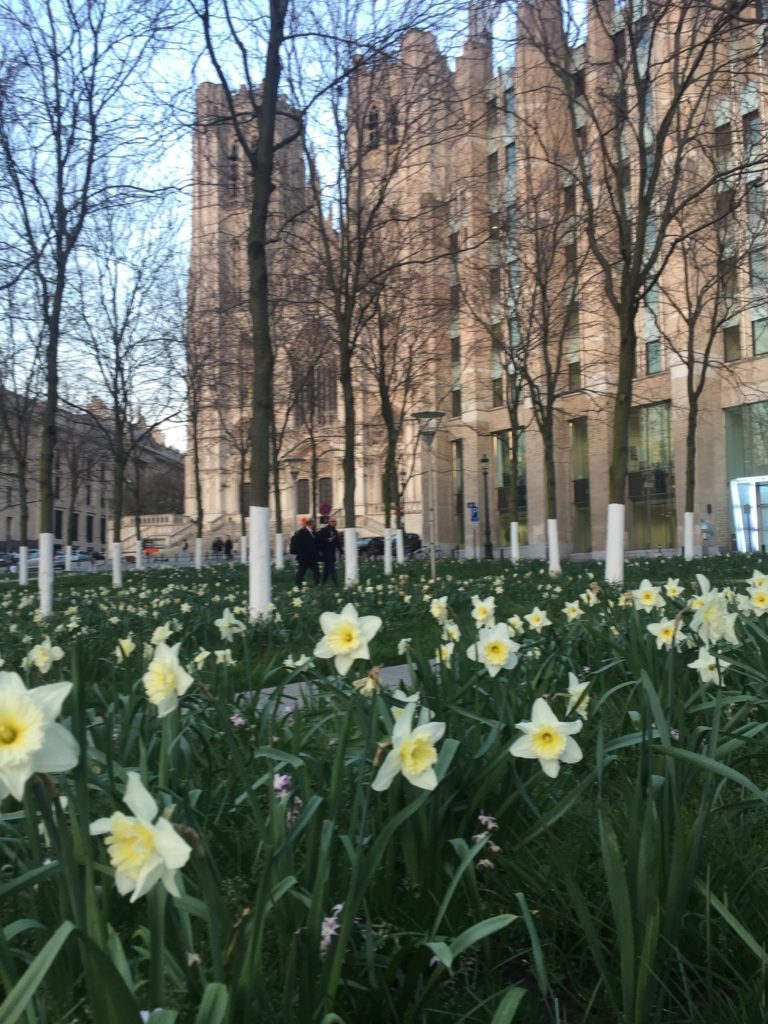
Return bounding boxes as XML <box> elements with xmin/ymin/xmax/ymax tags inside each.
<box><xmin>189</xmin><ymin>1</ymin><xmax>768</xmax><ymax>559</ymax></box>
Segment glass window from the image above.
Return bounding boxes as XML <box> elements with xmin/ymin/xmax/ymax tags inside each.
<box><xmin>570</xmin><ymin>418</ymin><xmax>591</xmax><ymax>552</ymax></box>
<box><xmin>724</xmin><ymin>324</ymin><xmax>741</xmax><ymax>361</ymax></box>
<box><xmin>86</xmin><ymin>514</ymin><xmax>94</xmax><ymax>543</ymax></box>
<box><xmin>452</xmin><ymin>439</ymin><xmax>464</xmax><ymax>546</ymax></box>
<box><xmin>726</xmin><ymin>402</ymin><xmax>768</xmax><ymax>478</ymax></box>
<box><xmin>646</xmin><ymin>339</ymin><xmax>662</xmax><ymax>375</ymax></box>
<box><xmin>367</xmin><ymin>107</ymin><xmax>380</xmax><ymax>149</ymax></box>
<box><xmin>297</xmin><ymin>479</ymin><xmax>310</xmax><ymax>514</ymax></box>
<box><xmin>451</xmin><ymin>336</ymin><xmax>461</xmax><ymax>416</ymax></box>
<box><xmin>627</xmin><ymin>403</ymin><xmax>675</xmax><ymax>549</ymax></box>
<box><xmin>753</xmin><ymin>317</ymin><xmax>768</xmax><ymax>355</ymax></box>
<box><xmin>319</xmin><ymin>477</ymin><xmax>332</xmax><ymax>509</ymax></box>
<box><xmin>493</xmin><ymin>429</ymin><xmax>527</xmax><ymax>545</ymax></box>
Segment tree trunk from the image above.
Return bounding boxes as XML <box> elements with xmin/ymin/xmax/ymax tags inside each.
<box><xmin>685</xmin><ymin>396</ymin><xmax>697</xmax><ymax>515</ymax></box>
<box><xmin>246</xmin><ymin>0</ymin><xmax>287</xmax><ymax>509</ymax></box>
<box><xmin>340</xmin><ymin>339</ymin><xmax>356</xmax><ymax>528</ymax></box>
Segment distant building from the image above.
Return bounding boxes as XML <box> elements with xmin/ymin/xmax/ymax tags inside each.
<box><xmin>188</xmin><ymin>2</ymin><xmax>768</xmax><ymax>558</ymax></box>
<box><xmin>0</xmin><ymin>391</ymin><xmax>183</xmax><ymax>552</ymax></box>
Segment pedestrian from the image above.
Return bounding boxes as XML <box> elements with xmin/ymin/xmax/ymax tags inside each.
<box><xmin>181</xmin><ymin>539</ymin><xmax>189</xmax><ymax>563</ymax></box>
<box><xmin>224</xmin><ymin>536</ymin><xmax>233</xmax><ymax>561</ymax></box>
<box><xmin>315</xmin><ymin>517</ymin><xmax>343</xmax><ymax>586</ymax></box>
<box><xmin>212</xmin><ymin>537</ymin><xmax>223</xmax><ymax>559</ymax></box>
<box><xmin>289</xmin><ymin>516</ymin><xmax>319</xmax><ymax>586</ymax></box>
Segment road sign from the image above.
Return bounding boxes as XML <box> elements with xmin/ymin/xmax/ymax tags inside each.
<box><xmin>319</xmin><ymin>502</ymin><xmax>332</xmax><ymax>516</ymax></box>
<box><xmin>467</xmin><ymin>501</ymin><xmax>477</xmax><ymax>509</ymax></box>
<box><xmin>470</xmin><ymin>506</ymin><xmax>479</xmax><ymax>524</ymax></box>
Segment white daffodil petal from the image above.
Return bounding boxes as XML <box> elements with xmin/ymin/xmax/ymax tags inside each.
<box><xmin>124</xmin><ymin>773</ymin><xmax>159</xmax><ymax>821</ymax></box>
<box><xmin>371</xmin><ymin>751</ymin><xmax>402</xmax><ymax>791</ymax></box>
<box><xmin>31</xmin><ymin>723</ymin><xmax>80</xmax><ymax>773</ymax></box>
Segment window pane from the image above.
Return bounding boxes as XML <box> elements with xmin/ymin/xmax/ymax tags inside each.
<box><xmin>753</xmin><ymin>317</ymin><xmax>768</xmax><ymax>355</ymax></box>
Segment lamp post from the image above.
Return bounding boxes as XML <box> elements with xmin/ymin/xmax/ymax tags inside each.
<box><xmin>743</xmin><ymin>502</ymin><xmax>753</xmax><ymax>552</ymax></box>
<box><xmin>413</xmin><ymin>411</ymin><xmax>444</xmax><ymax>581</ymax></box>
<box><xmin>480</xmin><ymin>453</ymin><xmax>493</xmax><ymax>559</ymax></box>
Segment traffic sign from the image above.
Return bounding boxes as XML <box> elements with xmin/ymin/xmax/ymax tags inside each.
<box><xmin>470</xmin><ymin>506</ymin><xmax>480</xmax><ymax>524</ymax></box>
<box><xmin>319</xmin><ymin>502</ymin><xmax>332</xmax><ymax>516</ymax></box>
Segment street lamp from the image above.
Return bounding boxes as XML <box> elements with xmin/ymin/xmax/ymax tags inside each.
<box><xmin>480</xmin><ymin>453</ymin><xmax>493</xmax><ymax>559</ymax></box>
<box><xmin>413</xmin><ymin>411</ymin><xmax>444</xmax><ymax>581</ymax></box>
<box><xmin>743</xmin><ymin>502</ymin><xmax>753</xmax><ymax>552</ymax></box>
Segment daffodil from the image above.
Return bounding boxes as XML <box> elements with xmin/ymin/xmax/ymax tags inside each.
<box><xmin>632</xmin><ymin>579</ymin><xmax>665</xmax><ymax>614</ymax></box>
<box><xmin>443</xmin><ymin>620</ymin><xmax>461</xmax><ymax>642</ymax></box>
<box><xmin>562</xmin><ymin>600</ymin><xmax>584</xmax><ymax>621</ymax></box>
<box><xmin>524</xmin><ymin>607</ymin><xmax>551</xmax><ymax>633</ymax></box>
<box><xmin>429</xmin><ymin>596</ymin><xmax>448</xmax><ymax>624</ymax></box>
<box><xmin>114</xmin><ymin>637</ymin><xmax>136</xmax><ymax>663</ymax></box>
<box><xmin>690</xmin><ymin>576</ymin><xmax>737</xmax><ymax>644</ymax></box>
<box><xmin>213</xmin><ymin>608</ymin><xmax>246</xmax><ymax>641</ymax></box>
<box><xmin>748</xmin><ymin>586</ymin><xmax>768</xmax><ymax>617</ymax></box>
<box><xmin>688</xmin><ymin>646</ymin><xmax>730</xmax><ymax>685</ymax></box>
<box><xmin>142</xmin><ymin>642</ymin><xmax>194</xmax><ymax>717</ymax></box>
<box><xmin>313</xmin><ymin>603</ymin><xmax>382</xmax><ymax>675</ymax></box>
<box><xmin>90</xmin><ymin>773</ymin><xmax>192</xmax><ymax>902</ymax></box>
<box><xmin>23</xmin><ymin>638</ymin><xmax>64</xmax><ymax>675</ymax></box>
<box><xmin>436</xmin><ymin>641</ymin><xmax>455</xmax><ymax>666</ymax></box>
<box><xmin>664</xmin><ymin>578</ymin><xmax>684</xmax><ymax>598</ymax></box>
<box><xmin>0</xmin><ymin>672</ymin><xmax>79</xmax><ymax>801</ymax></box>
<box><xmin>509</xmin><ymin>697</ymin><xmax>583</xmax><ymax>778</ymax></box>
<box><xmin>150</xmin><ymin>622</ymin><xmax>173</xmax><ymax>646</ymax></box>
<box><xmin>466</xmin><ymin>622</ymin><xmax>520</xmax><ymax>677</ymax></box>
<box><xmin>565</xmin><ymin>673</ymin><xmax>591</xmax><ymax>718</ymax></box>
<box><xmin>647</xmin><ymin>617</ymin><xmax>682</xmax><ymax>650</ymax></box>
<box><xmin>471</xmin><ymin>595</ymin><xmax>496</xmax><ymax>627</ymax></box>
<box><xmin>371</xmin><ymin>701</ymin><xmax>445</xmax><ymax>791</ymax></box>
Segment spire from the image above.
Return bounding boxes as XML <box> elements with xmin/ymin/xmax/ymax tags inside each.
<box><xmin>468</xmin><ymin>0</ymin><xmax>501</xmax><ymax>43</ymax></box>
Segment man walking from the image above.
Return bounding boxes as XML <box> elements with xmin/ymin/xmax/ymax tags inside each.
<box><xmin>316</xmin><ymin>517</ymin><xmax>343</xmax><ymax>586</ymax></box>
<box><xmin>290</xmin><ymin>517</ymin><xmax>319</xmax><ymax>586</ymax></box>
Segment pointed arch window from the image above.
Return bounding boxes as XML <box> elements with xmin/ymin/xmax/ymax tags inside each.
<box><xmin>367</xmin><ymin>106</ymin><xmax>380</xmax><ymax>149</ymax></box>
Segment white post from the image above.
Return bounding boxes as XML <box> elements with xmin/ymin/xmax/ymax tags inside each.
<box><xmin>112</xmin><ymin>541</ymin><xmax>123</xmax><ymax>588</ymax></box>
<box><xmin>240</xmin><ymin>533</ymin><xmax>248</xmax><ymax>564</ymax></box>
<box><xmin>510</xmin><ymin>522</ymin><xmax>520</xmax><ymax>563</ymax></box>
<box><xmin>38</xmin><ymin>533</ymin><xmax>54</xmax><ymax>618</ymax></box>
<box><xmin>684</xmin><ymin>511</ymin><xmax>695</xmax><ymax>560</ymax></box>
<box><xmin>194</xmin><ymin>536</ymin><xmax>203</xmax><ymax>569</ymax></box>
<box><xmin>65</xmin><ymin>544</ymin><xmax>73</xmax><ymax>571</ymax></box>
<box><xmin>19</xmin><ymin>545</ymin><xmax>29</xmax><ymax>585</ymax></box>
<box><xmin>474</xmin><ymin>524</ymin><xmax>480</xmax><ymax>560</ymax></box>
<box><xmin>248</xmin><ymin>506</ymin><xmax>272</xmax><ymax>620</ymax></box>
<box><xmin>395</xmin><ymin>528</ymin><xmax>405</xmax><ymax>564</ymax></box>
<box><xmin>274</xmin><ymin>532</ymin><xmax>284</xmax><ymax>569</ymax></box>
<box><xmin>135</xmin><ymin>543</ymin><xmax>143</xmax><ymax>571</ymax></box>
<box><xmin>547</xmin><ymin>518</ymin><xmax>561</xmax><ymax>574</ymax></box>
<box><xmin>344</xmin><ymin>526</ymin><xmax>359</xmax><ymax>586</ymax></box>
<box><xmin>605</xmin><ymin>503</ymin><xmax>626</xmax><ymax>585</ymax></box>
<box><xmin>384</xmin><ymin>526</ymin><xmax>393</xmax><ymax>575</ymax></box>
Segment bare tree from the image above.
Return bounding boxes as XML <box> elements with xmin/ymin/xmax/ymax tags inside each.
<box><xmin>283</xmin><ymin>5</ymin><xmax>465</xmax><ymax>578</ymax></box>
<box><xmin>64</xmin><ymin>200</ymin><xmax>185</xmax><ymax>581</ymax></box>
<box><xmin>0</xmin><ymin>0</ymin><xmax>172</xmax><ymax>610</ymax></box>
<box><xmin>513</xmin><ymin>0</ymin><xmax>767</xmax><ymax>580</ymax></box>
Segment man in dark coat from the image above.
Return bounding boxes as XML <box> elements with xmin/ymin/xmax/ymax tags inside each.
<box><xmin>290</xmin><ymin>517</ymin><xmax>319</xmax><ymax>586</ymax></box>
<box><xmin>315</xmin><ymin>517</ymin><xmax>343</xmax><ymax>586</ymax></box>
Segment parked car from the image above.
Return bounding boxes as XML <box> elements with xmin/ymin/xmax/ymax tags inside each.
<box><xmin>356</xmin><ymin>533</ymin><xmax>421</xmax><ymax>559</ymax></box>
